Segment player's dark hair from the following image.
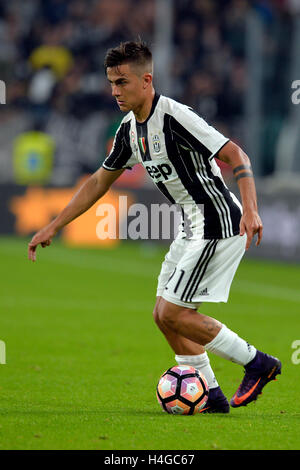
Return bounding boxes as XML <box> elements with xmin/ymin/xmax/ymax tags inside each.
<box><xmin>104</xmin><ymin>40</ymin><xmax>153</xmax><ymax>73</ymax></box>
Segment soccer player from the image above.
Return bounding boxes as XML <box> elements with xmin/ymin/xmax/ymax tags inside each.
<box><xmin>28</xmin><ymin>41</ymin><xmax>281</xmax><ymax>413</ymax></box>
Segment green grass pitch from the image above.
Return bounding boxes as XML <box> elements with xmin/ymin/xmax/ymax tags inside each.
<box><xmin>0</xmin><ymin>236</ymin><xmax>299</xmax><ymax>450</ymax></box>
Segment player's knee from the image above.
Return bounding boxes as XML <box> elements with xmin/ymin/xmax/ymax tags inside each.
<box><xmin>152</xmin><ymin>305</ymin><xmax>160</xmax><ymax>325</ymax></box>
<box><xmin>155</xmin><ymin>301</ymin><xmax>169</xmax><ymax>328</ymax></box>
<box><xmin>157</xmin><ymin>302</ymin><xmax>186</xmax><ymax>333</ymax></box>
<box><xmin>153</xmin><ymin>296</ymin><xmax>164</xmax><ymax>329</ymax></box>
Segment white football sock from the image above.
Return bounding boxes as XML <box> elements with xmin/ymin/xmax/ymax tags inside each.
<box><xmin>175</xmin><ymin>352</ymin><xmax>219</xmax><ymax>389</ymax></box>
<box><xmin>204</xmin><ymin>324</ymin><xmax>256</xmax><ymax>366</ymax></box>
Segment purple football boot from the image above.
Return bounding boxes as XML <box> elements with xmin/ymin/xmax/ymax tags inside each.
<box><xmin>230</xmin><ymin>350</ymin><xmax>281</xmax><ymax>408</ymax></box>
<box><xmin>200</xmin><ymin>386</ymin><xmax>230</xmax><ymax>414</ymax></box>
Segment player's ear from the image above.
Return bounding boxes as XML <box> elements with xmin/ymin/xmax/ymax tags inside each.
<box><xmin>143</xmin><ymin>73</ymin><xmax>153</xmax><ymax>89</ymax></box>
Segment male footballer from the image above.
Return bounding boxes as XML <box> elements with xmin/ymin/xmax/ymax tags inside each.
<box><xmin>28</xmin><ymin>41</ymin><xmax>281</xmax><ymax>413</ymax></box>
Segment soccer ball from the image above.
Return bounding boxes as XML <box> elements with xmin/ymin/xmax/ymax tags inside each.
<box><xmin>156</xmin><ymin>365</ymin><xmax>209</xmax><ymax>415</ymax></box>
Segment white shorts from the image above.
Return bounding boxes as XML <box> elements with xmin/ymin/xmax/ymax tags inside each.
<box><xmin>156</xmin><ymin>234</ymin><xmax>247</xmax><ymax>309</ymax></box>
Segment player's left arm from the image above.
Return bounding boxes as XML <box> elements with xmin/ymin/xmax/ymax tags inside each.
<box><xmin>217</xmin><ymin>140</ymin><xmax>263</xmax><ymax>250</ymax></box>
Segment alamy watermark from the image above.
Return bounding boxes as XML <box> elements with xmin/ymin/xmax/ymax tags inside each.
<box><xmin>96</xmin><ymin>197</ymin><xmax>204</xmax><ymax>240</ymax></box>
<box><xmin>291</xmin><ymin>340</ymin><xmax>300</xmax><ymax>365</ymax></box>
<box><xmin>0</xmin><ymin>80</ymin><xmax>6</xmax><ymax>104</ymax></box>
<box><xmin>291</xmin><ymin>80</ymin><xmax>300</xmax><ymax>105</ymax></box>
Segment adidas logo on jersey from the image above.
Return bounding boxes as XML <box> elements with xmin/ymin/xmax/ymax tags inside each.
<box><xmin>199</xmin><ymin>288</ymin><xmax>209</xmax><ymax>296</ymax></box>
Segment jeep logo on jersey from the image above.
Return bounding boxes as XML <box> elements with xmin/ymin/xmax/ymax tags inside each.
<box><xmin>152</xmin><ymin>134</ymin><xmax>161</xmax><ymax>153</ymax></box>
<box><xmin>145</xmin><ymin>163</ymin><xmax>172</xmax><ymax>181</ymax></box>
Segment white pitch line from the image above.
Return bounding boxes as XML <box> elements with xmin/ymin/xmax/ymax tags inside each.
<box><xmin>232</xmin><ymin>280</ymin><xmax>300</xmax><ymax>303</ymax></box>
<box><xmin>38</xmin><ymin>253</ymin><xmax>300</xmax><ymax>304</ymax></box>
<box><xmin>0</xmin><ymin>294</ymin><xmax>153</xmax><ymax>312</ymax></box>
<box><xmin>1</xmin><ymin>242</ymin><xmax>300</xmax><ymax>303</ymax></box>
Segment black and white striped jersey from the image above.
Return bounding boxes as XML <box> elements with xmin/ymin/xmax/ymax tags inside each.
<box><xmin>102</xmin><ymin>93</ymin><xmax>242</xmax><ymax>239</ymax></box>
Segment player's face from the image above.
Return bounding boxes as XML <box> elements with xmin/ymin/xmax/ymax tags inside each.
<box><xmin>106</xmin><ymin>63</ymin><xmax>150</xmax><ymax>113</ymax></box>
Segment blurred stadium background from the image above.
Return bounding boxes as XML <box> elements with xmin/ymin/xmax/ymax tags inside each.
<box><xmin>1</xmin><ymin>0</ymin><xmax>300</xmax><ymax>451</ymax></box>
<box><xmin>0</xmin><ymin>0</ymin><xmax>300</xmax><ymax>261</ymax></box>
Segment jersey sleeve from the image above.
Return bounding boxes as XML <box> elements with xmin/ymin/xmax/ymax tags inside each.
<box><xmin>102</xmin><ymin>120</ymin><xmax>138</xmax><ymax>171</ymax></box>
<box><xmin>173</xmin><ymin>106</ymin><xmax>229</xmax><ymax>157</ymax></box>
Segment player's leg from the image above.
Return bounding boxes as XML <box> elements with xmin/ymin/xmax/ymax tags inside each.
<box><xmin>154</xmin><ymin>296</ymin><xmax>221</xmax><ymax>350</ymax></box>
<box><xmin>156</xmin><ymin>238</ymin><xmax>233</xmax><ymax>412</ymax></box>
<box><xmin>153</xmin><ymin>296</ymin><xmax>205</xmax><ymax>354</ymax></box>
<box><xmin>156</xmin><ymin>297</ymin><xmax>281</xmax><ymax>408</ymax></box>
<box><xmin>157</xmin><ymin>297</ymin><xmax>255</xmax><ymax>361</ymax></box>
<box><xmin>153</xmin><ymin>296</ymin><xmax>229</xmax><ymax>413</ymax></box>
<box><xmin>157</xmin><ymin>234</ymin><xmax>281</xmax><ymax>408</ymax></box>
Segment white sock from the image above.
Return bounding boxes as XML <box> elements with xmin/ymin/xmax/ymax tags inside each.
<box><xmin>204</xmin><ymin>324</ymin><xmax>256</xmax><ymax>366</ymax></box>
<box><xmin>175</xmin><ymin>352</ymin><xmax>219</xmax><ymax>389</ymax></box>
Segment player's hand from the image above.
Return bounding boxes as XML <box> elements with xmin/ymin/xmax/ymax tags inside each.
<box><xmin>239</xmin><ymin>211</ymin><xmax>263</xmax><ymax>250</ymax></box>
<box><xmin>28</xmin><ymin>225</ymin><xmax>57</xmax><ymax>262</ymax></box>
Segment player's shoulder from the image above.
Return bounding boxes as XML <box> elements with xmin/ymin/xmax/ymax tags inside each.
<box><xmin>114</xmin><ymin>111</ymin><xmax>134</xmax><ymax>139</ymax></box>
<box><xmin>123</xmin><ymin>110</ymin><xmax>135</xmax><ymax>123</ymax></box>
<box><xmin>118</xmin><ymin>110</ymin><xmax>135</xmax><ymax>127</ymax></box>
<box><xmin>158</xmin><ymin>94</ymin><xmax>190</xmax><ymax>115</ymax></box>
<box><xmin>158</xmin><ymin>95</ymin><xmax>204</xmax><ymax>125</ymax></box>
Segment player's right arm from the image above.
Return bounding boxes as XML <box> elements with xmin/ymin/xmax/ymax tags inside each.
<box><xmin>28</xmin><ymin>167</ymin><xmax>124</xmax><ymax>262</ymax></box>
